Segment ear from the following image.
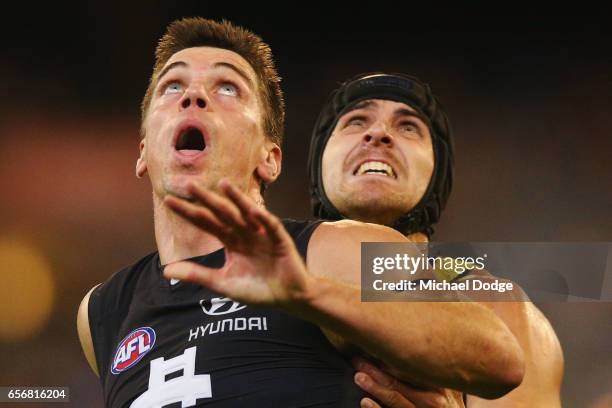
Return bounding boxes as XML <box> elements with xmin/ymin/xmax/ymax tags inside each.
<box><xmin>256</xmin><ymin>140</ymin><xmax>282</xmax><ymax>183</ymax></box>
<box><xmin>136</xmin><ymin>139</ymin><xmax>148</xmax><ymax>178</ymax></box>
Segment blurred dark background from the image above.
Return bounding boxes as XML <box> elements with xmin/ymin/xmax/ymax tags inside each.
<box><xmin>0</xmin><ymin>4</ymin><xmax>610</xmax><ymax>407</ymax></box>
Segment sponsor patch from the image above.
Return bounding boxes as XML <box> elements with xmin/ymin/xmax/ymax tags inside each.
<box><xmin>200</xmin><ymin>297</ymin><xmax>246</xmax><ymax>316</ymax></box>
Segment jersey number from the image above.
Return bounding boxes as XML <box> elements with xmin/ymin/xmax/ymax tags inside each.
<box><xmin>130</xmin><ymin>346</ymin><xmax>211</xmax><ymax>407</ymax></box>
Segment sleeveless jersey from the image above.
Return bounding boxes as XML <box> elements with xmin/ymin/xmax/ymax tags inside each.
<box><xmin>88</xmin><ymin>219</ymin><xmax>368</xmax><ymax>407</ymax></box>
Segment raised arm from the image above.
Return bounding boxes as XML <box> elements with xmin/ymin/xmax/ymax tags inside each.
<box><xmin>458</xmin><ymin>272</ymin><xmax>563</xmax><ymax>407</ymax></box>
<box><xmin>302</xmin><ymin>221</ymin><xmax>524</xmax><ymax>399</ymax></box>
<box><xmin>162</xmin><ymin>180</ymin><xmax>524</xmax><ymax>399</ymax></box>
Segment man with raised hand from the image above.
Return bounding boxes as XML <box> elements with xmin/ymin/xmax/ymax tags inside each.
<box><xmin>78</xmin><ymin>18</ymin><xmax>525</xmax><ymax>406</ymax></box>
<box><xmin>306</xmin><ymin>72</ymin><xmax>564</xmax><ymax>407</ymax></box>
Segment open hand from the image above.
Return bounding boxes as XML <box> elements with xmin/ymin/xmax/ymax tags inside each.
<box><xmin>163</xmin><ymin>179</ymin><xmax>312</xmax><ymax>306</ymax></box>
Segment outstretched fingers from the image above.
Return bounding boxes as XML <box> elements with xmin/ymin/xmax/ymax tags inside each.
<box><xmin>164</xmin><ymin>195</ymin><xmax>230</xmax><ymax>239</ymax></box>
<box><xmin>187</xmin><ymin>182</ymin><xmax>247</xmax><ymax>230</ymax></box>
<box><xmin>220</xmin><ymin>179</ymin><xmax>262</xmax><ymax>231</ymax></box>
<box><xmin>163</xmin><ymin>261</ymin><xmax>228</xmax><ymax>295</ymax></box>
<box><xmin>251</xmin><ymin>207</ymin><xmax>289</xmax><ymax>246</ymax></box>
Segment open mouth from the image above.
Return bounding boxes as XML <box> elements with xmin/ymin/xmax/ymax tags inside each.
<box><xmin>175</xmin><ymin>127</ymin><xmax>206</xmax><ymax>152</ymax></box>
<box><xmin>354</xmin><ymin>161</ymin><xmax>396</xmax><ymax>178</ymax></box>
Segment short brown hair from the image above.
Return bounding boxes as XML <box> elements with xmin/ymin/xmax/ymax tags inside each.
<box><xmin>141</xmin><ymin>17</ymin><xmax>285</xmax><ymax>145</ymax></box>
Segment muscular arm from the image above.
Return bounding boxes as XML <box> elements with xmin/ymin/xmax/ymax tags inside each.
<box><xmin>297</xmin><ymin>221</ymin><xmax>525</xmax><ymax>399</ymax></box>
<box><xmin>458</xmin><ymin>274</ymin><xmax>564</xmax><ymax>407</ymax></box>
<box><xmin>160</xmin><ymin>183</ymin><xmax>524</xmax><ymax>399</ymax></box>
<box><xmin>77</xmin><ymin>285</ymin><xmax>100</xmax><ymax>377</ymax></box>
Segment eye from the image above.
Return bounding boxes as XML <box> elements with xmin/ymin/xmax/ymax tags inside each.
<box><xmin>399</xmin><ymin>121</ymin><xmax>419</xmax><ymax>133</ymax></box>
<box><xmin>345</xmin><ymin>116</ymin><xmax>367</xmax><ymax>128</ymax></box>
<box><xmin>218</xmin><ymin>82</ymin><xmax>239</xmax><ymax>97</ymax></box>
<box><xmin>163</xmin><ymin>81</ymin><xmax>183</xmax><ymax>95</ymax></box>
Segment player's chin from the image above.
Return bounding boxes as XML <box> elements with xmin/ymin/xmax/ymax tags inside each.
<box><xmin>163</xmin><ymin>174</ymin><xmax>206</xmax><ymax>200</ymax></box>
<box><xmin>352</xmin><ymin>189</ymin><xmax>412</xmax><ymax>212</ymax></box>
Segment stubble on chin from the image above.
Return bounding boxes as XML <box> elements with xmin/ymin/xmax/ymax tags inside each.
<box><xmin>160</xmin><ymin>174</ymin><xmax>203</xmax><ymax>202</ymax></box>
<box><xmin>343</xmin><ymin>192</ymin><xmax>414</xmax><ymax>226</ymax></box>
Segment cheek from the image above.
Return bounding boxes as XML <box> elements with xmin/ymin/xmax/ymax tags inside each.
<box><xmin>222</xmin><ymin>114</ymin><xmax>263</xmax><ymax>174</ymax></box>
<box><xmin>217</xmin><ymin>94</ymin><xmax>246</xmax><ymax>110</ymax></box>
<box><xmin>219</xmin><ymin>93</ymin><xmax>259</xmax><ymax>120</ymax></box>
<box><xmin>154</xmin><ymin>94</ymin><xmax>180</xmax><ymax>111</ymax></box>
<box><xmin>423</xmin><ymin>145</ymin><xmax>435</xmax><ymax>178</ymax></box>
<box><xmin>243</xmin><ymin>104</ymin><xmax>264</xmax><ymax>135</ymax></box>
<box><xmin>321</xmin><ymin>144</ymin><xmax>341</xmax><ymax>185</ymax></box>
<box><xmin>142</xmin><ymin>124</ymin><xmax>171</xmax><ymax>172</ymax></box>
<box><xmin>147</xmin><ymin>96</ymin><xmax>175</xmax><ymax>123</ymax></box>
<box><xmin>223</xmin><ymin>102</ymin><xmax>263</xmax><ymax>140</ymax></box>
<box><xmin>143</xmin><ymin>110</ymin><xmax>165</xmax><ymax>148</ymax></box>
<box><xmin>409</xmin><ymin>144</ymin><xmax>435</xmax><ymax>185</ymax></box>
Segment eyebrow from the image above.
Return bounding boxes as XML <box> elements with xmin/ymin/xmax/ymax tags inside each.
<box><xmin>393</xmin><ymin>108</ymin><xmax>428</xmax><ymax>125</ymax></box>
<box><xmin>212</xmin><ymin>62</ymin><xmax>255</xmax><ymax>90</ymax></box>
<box><xmin>344</xmin><ymin>101</ymin><xmax>428</xmax><ymax>124</ymax></box>
<box><xmin>156</xmin><ymin>61</ymin><xmax>188</xmax><ymax>84</ymax></box>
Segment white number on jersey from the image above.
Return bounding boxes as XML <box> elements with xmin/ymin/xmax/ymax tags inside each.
<box><xmin>130</xmin><ymin>346</ymin><xmax>212</xmax><ymax>407</ymax></box>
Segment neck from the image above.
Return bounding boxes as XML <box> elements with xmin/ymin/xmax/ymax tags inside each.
<box><xmin>153</xmin><ymin>182</ymin><xmax>265</xmax><ymax>265</ymax></box>
<box><xmin>153</xmin><ymin>193</ymin><xmax>224</xmax><ymax>265</ymax></box>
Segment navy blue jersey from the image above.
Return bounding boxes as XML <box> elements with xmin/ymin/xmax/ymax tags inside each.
<box><xmin>88</xmin><ymin>219</ymin><xmax>368</xmax><ymax>407</ymax></box>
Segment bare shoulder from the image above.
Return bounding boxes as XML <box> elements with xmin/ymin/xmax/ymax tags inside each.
<box><xmin>77</xmin><ymin>284</ymin><xmax>101</xmax><ymax>377</ymax></box>
<box><xmin>467</xmin><ymin>301</ymin><xmax>564</xmax><ymax>406</ymax></box>
<box><xmin>493</xmin><ymin>299</ymin><xmax>563</xmax><ymax>361</ymax></box>
<box><xmin>306</xmin><ymin>220</ymin><xmax>407</xmax><ymax>284</ymax></box>
<box><xmin>462</xmin><ymin>270</ymin><xmax>564</xmax><ymax>405</ymax></box>
<box><xmin>463</xmin><ymin>272</ymin><xmax>562</xmax><ymax>352</ymax></box>
<box><xmin>458</xmin><ymin>270</ymin><xmax>530</xmax><ymax>302</ymax></box>
<box><xmin>311</xmin><ymin>219</ymin><xmax>407</xmax><ymax>245</ymax></box>
<box><xmin>522</xmin><ymin>302</ymin><xmax>564</xmax><ymax>372</ymax></box>
<box><xmin>458</xmin><ymin>270</ymin><xmax>564</xmax><ymax>372</ymax></box>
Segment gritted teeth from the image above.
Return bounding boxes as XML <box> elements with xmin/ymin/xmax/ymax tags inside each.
<box><xmin>355</xmin><ymin>161</ymin><xmax>396</xmax><ymax>178</ymax></box>
<box><xmin>175</xmin><ymin>127</ymin><xmax>206</xmax><ymax>151</ymax></box>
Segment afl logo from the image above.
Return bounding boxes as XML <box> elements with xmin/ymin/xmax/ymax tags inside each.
<box><xmin>200</xmin><ymin>297</ymin><xmax>246</xmax><ymax>316</ymax></box>
<box><xmin>111</xmin><ymin>327</ymin><xmax>156</xmax><ymax>374</ymax></box>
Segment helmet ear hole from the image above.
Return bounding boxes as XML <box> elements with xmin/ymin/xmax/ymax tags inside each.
<box><xmin>308</xmin><ymin>73</ymin><xmax>454</xmax><ymax>236</ymax></box>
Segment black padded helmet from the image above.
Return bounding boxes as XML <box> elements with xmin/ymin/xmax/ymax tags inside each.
<box><xmin>307</xmin><ymin>73</ymin><xmax>454</xmax><ymax>236</ymax></box>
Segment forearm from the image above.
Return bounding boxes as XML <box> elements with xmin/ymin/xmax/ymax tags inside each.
<box><xmin>288</xmin><ymin>275</ymin><xmax>525</xmax><ymax>399</ymax></box>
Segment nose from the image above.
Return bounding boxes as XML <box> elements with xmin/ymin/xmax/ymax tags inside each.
<box><xmin>179</xmin><ymin>87</ymin><xmax>207</xmax><ymax>111</ymax></box>
<box><xmin>363</xmin><ymin>122</ymin><xmax>394</xmax><ymax>147</ymax></box>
